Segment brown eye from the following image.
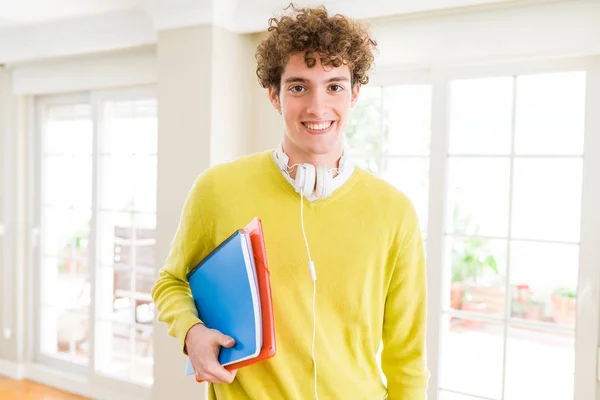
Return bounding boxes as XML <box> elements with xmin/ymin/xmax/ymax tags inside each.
<box><xmin>290</xmin><ymin>85</ymin><xmax>305</xmax><ymax>93</ymax></box>
<box><xmin>330</xmin><ymin>84</ymin><xmax>344</xmax><ymax>92</ymax></box>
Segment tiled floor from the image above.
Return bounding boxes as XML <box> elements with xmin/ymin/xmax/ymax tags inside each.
<box><xmin>0</xmin><ymin>377</ymin><xmax>89</xmax><ymax>400</ymax></box>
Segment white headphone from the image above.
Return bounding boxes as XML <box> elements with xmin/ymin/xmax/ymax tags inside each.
<box><xmin>273</xmin><ymin>142</ymin><xmax>352</xmax><ymax>200</ymax></box>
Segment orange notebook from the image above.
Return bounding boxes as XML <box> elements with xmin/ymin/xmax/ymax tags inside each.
<box><xmin>195</xmin><ymin>217</ymin><xmax>276</xmax><ymax>382</ymax></box>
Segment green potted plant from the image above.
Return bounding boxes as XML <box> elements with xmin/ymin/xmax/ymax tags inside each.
<box><xmin>451</xmin><ymin>237</ymin><xmax>499</xmax><ymax>305</ymax></box>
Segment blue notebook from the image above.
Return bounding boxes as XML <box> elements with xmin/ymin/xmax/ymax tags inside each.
<box><xmin>185</xmin><ymin>229</ymin><xmax>262</xmax><ymax>374</ymax></box>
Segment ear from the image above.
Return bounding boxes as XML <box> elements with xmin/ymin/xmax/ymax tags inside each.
<box><xmin>350</xmin><ymin>83</ymin><xmax>361</xmax><ymax>108</ymax></box>
<box><xmin>268</xmin><ymin>85</ymin><xmax>281</xmax><ymax>112</ymax></box>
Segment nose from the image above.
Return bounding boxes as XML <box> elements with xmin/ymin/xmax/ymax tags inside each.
<box><xmin>305</xmin><ymin>90</ymin><xmax>328</xmax><ymax>118</ymax></box>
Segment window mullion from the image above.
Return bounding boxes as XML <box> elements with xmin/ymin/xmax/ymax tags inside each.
<box><xmin>88</xmin><ymin>92</ymin><xmax>100</xmax><ymax>379</ymax></box>
<box><xmin>425</xmin><ymin>73</ymin><xmax>450</xmax><ymax>400</ymax></box>
<box><xmin>574</xmin><ymin>59</ymin><xmax>600</xmax><ymax>400</ymax></box>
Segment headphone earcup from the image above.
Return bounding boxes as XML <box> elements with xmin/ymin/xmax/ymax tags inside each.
<box><xmin>295</xmin><ymin>164</ymin><xmax>316</xmax><ymax>196</ymax></box>
<box><xmin>314</xmin><ymin>166</ymin><xmax>332</xmax><ymax>200</ymax></box>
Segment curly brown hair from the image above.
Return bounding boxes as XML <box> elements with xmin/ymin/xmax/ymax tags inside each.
<box><xmin>255</xmin><ymin>3</ymin><xmax>377</xmax><ymax>94</ymax></box>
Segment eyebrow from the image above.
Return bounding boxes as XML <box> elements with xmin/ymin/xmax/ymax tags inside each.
<box><xmin>283</xmin><ymin>76</ymin><xmax>350</xmax><ymax>84</ymax></box>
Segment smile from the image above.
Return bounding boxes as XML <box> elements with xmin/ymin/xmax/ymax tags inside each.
<box><xmin>302</xmin><ymin>121</ymin><xmax>334</xmax><ymax>133</ymax></box>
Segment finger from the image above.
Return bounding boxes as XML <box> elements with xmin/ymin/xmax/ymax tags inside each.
<box><xmin>207</xmin><ymin>364</ymin><xmax>236</xmax><ymax>384</ymax></box>
<box><xmin>196</xmin><ymin>370</ymin><xmax>219</xmax><ymax>383</ymax></box>
<box><xmin>216</xmin><ymin>333</ymin><xmax>235</xmax><ymax>348</ymax></box>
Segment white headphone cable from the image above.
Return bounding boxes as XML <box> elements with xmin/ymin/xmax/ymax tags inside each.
<box><xmin>300</xmin><ymin>188</ymin><xmax>319</xmax><ymax>400</ymax></box>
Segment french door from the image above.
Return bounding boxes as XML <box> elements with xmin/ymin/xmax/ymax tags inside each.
<box><xmin>350</xmin><ymin>57</ymin><xmax>600</xmax><ymax>400</ymax></box>
<box><xmin>32</xmin><ymin>86</ymin><xmax>157</xmax><ymax>396</ymax></box>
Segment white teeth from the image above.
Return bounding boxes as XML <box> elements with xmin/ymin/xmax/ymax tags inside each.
<box><xmin>304</xmin><ymin>121</ymin><xmax>332</xmax><ymax>131</ymax></box>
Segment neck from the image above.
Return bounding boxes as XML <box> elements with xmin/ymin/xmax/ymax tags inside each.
<box><xmin>282</xmin><ymin>137</ymin><xmax>343</xmax><ymax>179</ymax></box>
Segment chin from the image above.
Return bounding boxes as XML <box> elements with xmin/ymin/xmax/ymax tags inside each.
<box><xmin>299</xmin><ymin>135</ymin><xmax>339</xmax><ymax>155</ymax></box>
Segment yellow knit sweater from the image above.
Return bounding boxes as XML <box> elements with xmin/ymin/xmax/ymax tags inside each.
<box><xmin>151</xmin><ymin>150</ymin><xmax>429</xmax><ymax>399</ymax></box>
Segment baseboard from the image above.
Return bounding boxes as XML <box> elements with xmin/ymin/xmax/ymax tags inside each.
<box><xmin>0</xmin><ymin>359</ymin><xmax>26</xmax><ymax>380</ymax></box>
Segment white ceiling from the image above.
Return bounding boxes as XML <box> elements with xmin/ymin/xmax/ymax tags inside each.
<box><xmin>0</xmin><ymin>0</ymin><xmax>547</xmax><ymax>64</ymax></box>
<box><xmin>0</xmin><ymin>0</ymin><xmax>527</xmax><ymax>29</ymax></box>
<box><xmin>0</xmin><ymin>0</ymin><xmax>140</xmax><ymax>28</ymax></box>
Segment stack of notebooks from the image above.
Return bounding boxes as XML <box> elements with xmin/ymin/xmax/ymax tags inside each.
<box><xmin>184</xmin><ymin>217</ymin><xmax>276</xmax><ymax>380</ymax></box>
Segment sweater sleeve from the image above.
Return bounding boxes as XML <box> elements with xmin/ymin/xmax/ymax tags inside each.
<box><xmin>151</xmin><ymin>175</ymin><xmax>208</xmax><ymax>355</ymax></box>
<box><xmin>381</xmin><ymin>207</ymin><xmax>430</xmax><ymax>399</ymax></box>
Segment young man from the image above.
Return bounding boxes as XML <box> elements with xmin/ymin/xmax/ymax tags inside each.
<box><xmin>151</xmin><ymin>4</ymin><xmax>429</xmax><ymax>399</ymax></box>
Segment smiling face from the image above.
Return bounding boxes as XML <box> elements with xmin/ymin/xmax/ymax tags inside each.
<box><xmin>268</xmin><ymin>52</ymin><xmax>360</xmax><ymax>168</ymax></box>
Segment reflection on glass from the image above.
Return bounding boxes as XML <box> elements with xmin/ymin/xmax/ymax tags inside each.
<box><xmin>446</xmin><ymin>237</ymin><xmax>507</xmax><ymax>317</ymax></box>
<box><xmin>439</xmin><ymin>316</ymin><xmax>504</xmax><ymax>399</ymax></box>
<box><xmin>447</xmin><ymin>157</ymin><xmax>511</xmax><ymax>236</ymax></box>
<box><xmin>515</xmin><ymin>71</ymin><xmax>585</xmax><ymax>156</ymax></box>
<box><xmin>505</xmin><ymin>327</ymin><xmax>574</xmax><ymax>400</ymax></box>
<box><xmin>345</xmin><ymin>86</ymin><xmax>382</xmax><ymax>156</ymax></box>
<box><xmin>509</xmin><ymin>241</ymin><xmax>578</xmax><ymax>327</ymax></box>
<box><xmin>449</xmin><ymin>77</ymin><xmax>513</xmax><ymax>155</ymax></box>
<box><xmin>383</xmin><ymin>85</ymin><xmax>431</xmax><ymax>155</ymax></box>
<box><xmin>511</xmin><ymin>158</ymin><xmax>583</xmax><ymax>242</ymax></box>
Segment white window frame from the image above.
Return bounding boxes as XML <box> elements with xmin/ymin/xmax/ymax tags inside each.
<box><xmin>373</xmin><ymin>55</ymin><xmax>600</xmax><ymax>400</ymax></box>
<box><xmin>30</xmin><ymin>85</ymin><xmax>156</xmax><ymax>400</ymax></box>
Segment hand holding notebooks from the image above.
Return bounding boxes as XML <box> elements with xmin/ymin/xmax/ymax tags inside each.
<box><xmin>185</xmin><ymin>217</ymin><xmax>276</xmax><ymax>380</ymax></box>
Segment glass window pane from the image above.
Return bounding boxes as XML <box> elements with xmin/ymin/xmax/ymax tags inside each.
<box><xmin>509</xmin><ymin>241</ymin><xmax>578</xmax><ymax>328</ymax></box>
<box><xmin>40</xmin><ymin>306</ymin><xmax>89</xmax><ymax>365</ymax></box>
<box><xmin>133</xmin><ymin>155</ymin><xmax>157</xmax><ymax>213</ymax></box>
<box><xmin>447</xmin><ymin>158</ymin><xmax>511</xmax><ymax>236</ymax></box>
<box><xmin>43</xmin><ymin>155</ymin><xmax>92</xmax><ymax>208</ymax></box>
<box><xmin>439</xmin><ymin>316</ymin><xmax>504</xmax><ymax>399</ymax></box>
<box><xmin>97</xmin><ymin>266</ymin><xmax>133</xmax><ymax>324</ymax></box>
<box><xmin>383</xmin><ymin>85</ymin><xmax>431</xmax><ymax>155</ymax></box>
<box><xmin>42</xmin><ymin>207</ymin><xmax>90</xmax><ymax>258</ymax></box>
<box><xmin>98</xmin><ymin>211</ymin><xmax>135</xmax><ymax>267</ymax></box>
<box><xmin>449</xmin><ymin>77</ymin><xmax>513</xmax><ymax>155</ymax></box>
<box><xmin>96</xmin><ymin>321</ymin><xmax>132</xmax><ymax>378</ymax></box>
<box><xmin>505</xmin><ymin>327</ymin><xmax>574</xmax><ymax>400</ymax></box>
<box><xmin>45</xmin><ymin>104</ymin><xmax>92</xmax><ymax>155</ymax></box>
<box><xmin>354</xmin><ymin>158</ymin><xmax>379</xmax><ymax>175</ymax></box>
<box><xmin>135</xmin><ymin>271</ymin><xmax>155</xmax><ymax>298</ymax></box>
<box><xmin>511</xmin><ymin>158</ymin><xmax>583</xmax><ymax>242</ymax></box>
<box><xmin>515</xmin><ymin>72</ymin><xmax>586</xmax><ymax>155</ymax></box>
<box><xmin>134</xmin><ymin>325</ymin><xmax>154</xmax><ymax>385</ymax></box>
<box><xmin>382</xmin><ymin>157</ymin><xmax>429</xmax><ymax>233</ymax></box>
<box><xmin>101</xmin><ymin>99</ymin><xmax>157</xmax><ymax>155</ymax></box>
<box><xmin>41</xmin><ymin>256</ymin><xmax>90</xmax><ymax>310</ymax></box>
<box><xmin>100</xmin><ymin>155</ymin><xmax>136</xmax><ymax>212</ymax></box>
<box><xmin>445</xmin><ymin>237</ymin><xmax>507</xmax><ymax>317</ymax></box>
<box><xmin>346</xmin><ymin>86</ymin><xmax>382</xmax><ymax>157</ymax></box>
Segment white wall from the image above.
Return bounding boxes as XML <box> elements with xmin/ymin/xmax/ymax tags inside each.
<box><xmin>11</xmin><ymin>46</ymin><xmax>157</xmax><ymax>95</ymax></box>
<box><xmin>368</xmin><ymin>0</ymin><xmax>600</xmax><ymax>72</ymax></box>
<box><xmin>154</xmin><ymin>25</ymin><xmax>215</xmax><ymax>400</ymax></box>
<box><xmin>0</xmin><ymin>69</ymin><xmax>18</xmax><ymax>363</ymax></box>
<box><xmin>211</xmin><ymin>27</ymin><xmax>256</xmax><ymax>164</ymax></box>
